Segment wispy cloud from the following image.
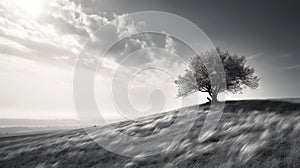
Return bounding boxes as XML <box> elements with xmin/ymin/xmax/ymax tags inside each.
<box><xmin>284</xmin><ymin>64</ymin><xmax>300</xmax><ymax>70</ymax></box>
<box><xmin>165</xmin><ymin>34</ymin><xmax>176</xmax><ymax>55</ymax></box>
<box><xmin>279</xmin><ymin>53</ymin><xmax>291</xmax><ymax>58</ymax></box>
<box><xmin>247</xmin><ymin>52</ymin><xmax>263</xmax><ymax>60</ymax></box>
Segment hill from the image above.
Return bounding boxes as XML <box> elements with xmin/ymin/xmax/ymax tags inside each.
<box><xmin>1</xmin><ymin>99</ymin><xmax>300</xmax><ymax>168</ymax></box>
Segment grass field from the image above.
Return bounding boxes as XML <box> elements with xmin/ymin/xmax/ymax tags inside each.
<box><xmin>1</xmin><ymin>99</ymin><xmax>300</xmax><ymax>168</ymax></box>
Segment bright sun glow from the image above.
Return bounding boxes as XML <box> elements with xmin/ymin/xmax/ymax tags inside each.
<box><xmin>13</xmin><ymin>0</ymin><xmax>46</xmax><ymax>17</ymax></box>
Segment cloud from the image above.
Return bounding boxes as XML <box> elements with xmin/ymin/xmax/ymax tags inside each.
<box><xmin>284</xmin><ymin>64</ymin><xmax>300</xmax><ymax>70</ymax></box>
<box><xmin>0</xmin><ymin>0</ymin><xmax>165</xmax><ymax>68</ymax></box>
<box><xmin>0</xmin><ymin>37</ymin><xmax>30</xmax><ymax>56</ymax></box>
<box><xmin>279</xmin><ymin>53</ymin><xmax>291</xmax><ymax>58</ymax></box>
<box><xmin>0</xmin><ymin>0</ymin><xmax>115</xmax><ymax>66</ymax></box>
<box><xmin>0</xmin><ymin>0</ymin><xmax>189</xmax><ymax>120</ymax></box>
<box><xmin>113</xmin><ymin>14</ymin><xmax>144</xmax><ymax>38</ymax></box>
<box><xmin>164</xmin><ymin>34</ymin><xmax>176</xmax><ymax>54</ymax></box>
<box><xmin>247</xmin><ymin>52</ymin><xmax>262</xmax><ymax>60</ymax></box>
<box><xmin>0</xmin><ymin>4</ymin><xmax>80</xmax><ymax>62</ymax></box>
<box><xmin>120</xmin><ymin>34</ymin><xmax>155</xmax><ymax>57</ymax></box>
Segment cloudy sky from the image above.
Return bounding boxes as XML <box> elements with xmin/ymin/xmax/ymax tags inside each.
<box><xmin>0</xmin><ymin>0</ymin><xmax>299</xmax><ymax>120</ymax></box>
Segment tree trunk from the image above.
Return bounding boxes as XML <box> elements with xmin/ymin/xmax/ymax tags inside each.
<box><xmin>208</xmin><ymin>91</ymin><xmax>218</xmax><ymax>103</ymax></box>
<box><xmin>211</xmin><ymin>92</ymin><xmax>218</xmax><ymax>102</ymax></box>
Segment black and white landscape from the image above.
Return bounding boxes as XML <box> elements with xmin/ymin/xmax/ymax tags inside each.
<box><xmin>0</xmin><ymin>0</ymin><xmax>300</xmax><ymax>167</ymax></box>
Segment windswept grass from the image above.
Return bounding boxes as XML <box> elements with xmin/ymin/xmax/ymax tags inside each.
<box><xmin>1</xmin><ymin>99</ymin><xmax>300</xmax><ymax>168</ymax></box>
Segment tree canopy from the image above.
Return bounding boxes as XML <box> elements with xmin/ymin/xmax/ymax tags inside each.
<box><xmin>175</xmin><ymin>48</ymin><xmax>260</xmax><ymax>102</ymax></box>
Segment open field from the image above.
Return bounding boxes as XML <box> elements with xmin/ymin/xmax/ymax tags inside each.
<box><xmin>1</xmin><ymin>99</ymin><xmax>300</xmax><ymax>168</ymax></box>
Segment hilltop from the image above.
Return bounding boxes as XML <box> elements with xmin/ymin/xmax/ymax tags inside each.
<box><xmin>1</xmin><ymin>99</ymin><xmax>300</xmax><ymax>168</ymax></box>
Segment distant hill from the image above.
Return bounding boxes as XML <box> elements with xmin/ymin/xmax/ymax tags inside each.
<box><xmin>0</xmin><ymin>119</ymin><xmax>81</xmax><ymax>135</ymax></box>
<box><xmin>1</xmin><ymin>98</ymin><xmax>300</xmax><ymax>168</ymax></box>
<box><xmin>0</xmin><ymin>119</ymin><xmax>80</xmax><ymax>127</ymax></box>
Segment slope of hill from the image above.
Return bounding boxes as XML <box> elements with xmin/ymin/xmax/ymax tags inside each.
<box><xmin>1</xmin><ymin>99</ymin><xmax>300</xmax><ymax>168</ymax></box>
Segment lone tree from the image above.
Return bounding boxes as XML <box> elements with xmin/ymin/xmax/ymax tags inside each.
<box><xmin>175</xmin><ymin>48</ymin><xmax>259</xmax><ymax>102</ymax></box>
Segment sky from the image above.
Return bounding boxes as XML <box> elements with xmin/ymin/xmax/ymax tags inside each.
<box><xmin>0</xmin><ymin>0</ymin><xmax>299</xmax><ymax>120</ymax></box>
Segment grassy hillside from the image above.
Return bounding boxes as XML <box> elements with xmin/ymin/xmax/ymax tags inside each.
<box><xmin>1</xmin><ymin>99</ymin><xmax>300</xmax><ymax>168</ymax></box>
